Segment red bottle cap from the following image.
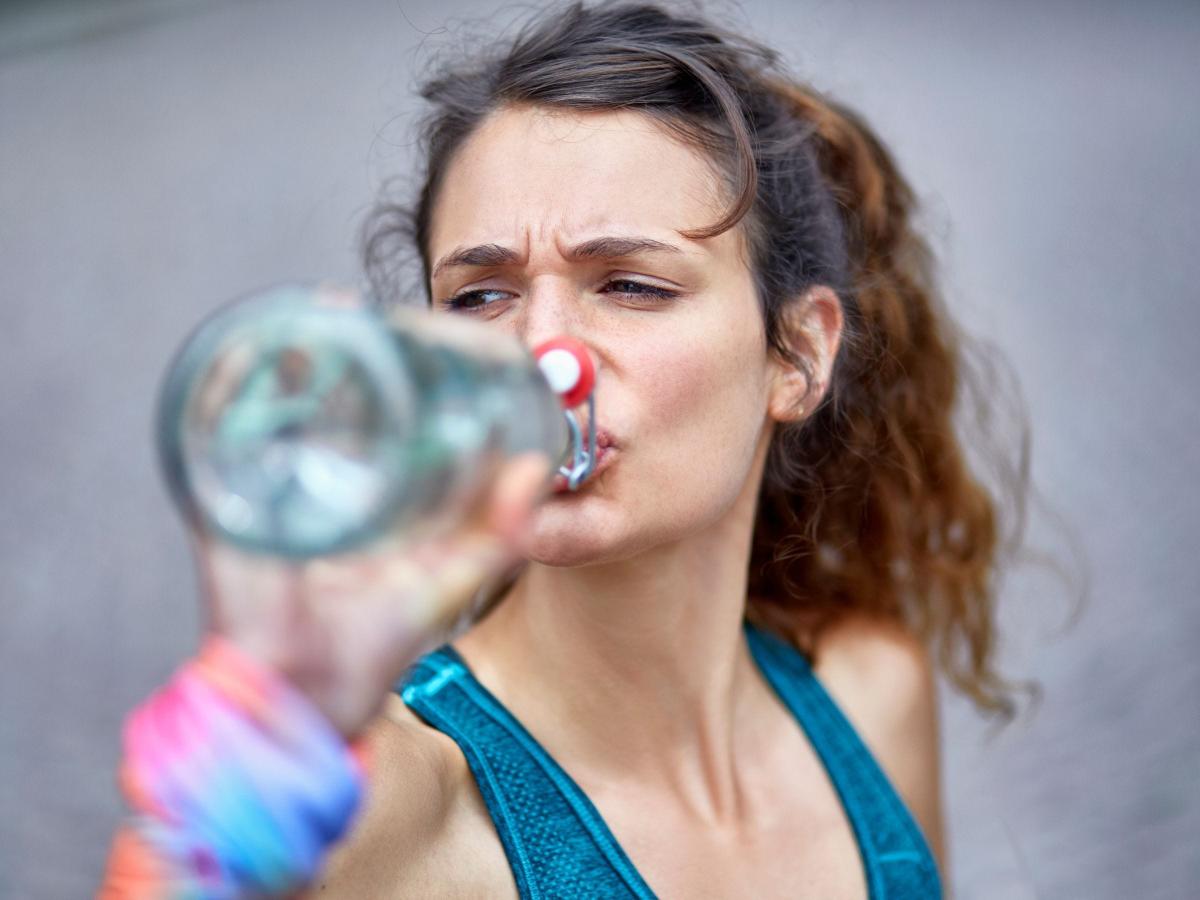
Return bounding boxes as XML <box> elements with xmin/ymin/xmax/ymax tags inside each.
<box><xmin>533</xmin><ymin>337</ymin><xmax>595</xmax><ymax>408</ymax></box>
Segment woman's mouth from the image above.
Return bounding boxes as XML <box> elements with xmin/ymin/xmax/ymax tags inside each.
<box><xmin>552</xmin><ymin>441</ymin><xmax>615</xmax><ymax>494</ymax></box>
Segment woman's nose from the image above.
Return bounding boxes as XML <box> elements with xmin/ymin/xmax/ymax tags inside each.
<box><xmin>513</xmin><ymin>279</ymin><xmax>589</xmax><ymax>351</ymax></box>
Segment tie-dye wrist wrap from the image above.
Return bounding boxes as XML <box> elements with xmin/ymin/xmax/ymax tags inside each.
<box><xmin>106</xmin><ymin>637</ymin><xmax>368</xmax><ymax>898</ymax></box>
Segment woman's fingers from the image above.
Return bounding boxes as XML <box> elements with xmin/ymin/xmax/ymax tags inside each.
<box><xmin>484</xmin><ymin>451</ymin><xmax>554</xmax><ymax>546</ymax></box>
<box><xmin>376</xmin><ymin>451</ymin><xmax>552</xmax><ymax>630</ymax></box>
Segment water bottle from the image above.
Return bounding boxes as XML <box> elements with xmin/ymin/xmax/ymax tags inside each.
<box><xmin>155</xmin><ymin>283</ymin><xmax>597</xmax><ymax>559</ymax></box>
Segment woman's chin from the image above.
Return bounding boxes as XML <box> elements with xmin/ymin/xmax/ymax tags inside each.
<box><xmin>521</xmin><ymin>535</ymin><xmax>610</xmax><ymax>569</ymax></box>
<box><xmin>519</xmin><ymin>511</ymin><xmax>624</xmax><ymax>568</ymax></box>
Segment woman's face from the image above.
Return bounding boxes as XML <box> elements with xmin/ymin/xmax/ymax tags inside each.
<box><xmin>428</xmin><ymin>106</ymin><xmax>785</xmax><ymax>567</ymax></box>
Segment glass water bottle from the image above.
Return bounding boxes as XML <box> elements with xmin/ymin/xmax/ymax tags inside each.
<box><xmin>155</xmin><ymin>283</ymin><xmax>596</xmax><ymax>559</ymax></box>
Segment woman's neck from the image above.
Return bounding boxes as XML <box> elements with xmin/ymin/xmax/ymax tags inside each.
<box><xmin>453</xmin><ymin>459</ymin><xmax>784</xmax><ymax>826</ymax></box>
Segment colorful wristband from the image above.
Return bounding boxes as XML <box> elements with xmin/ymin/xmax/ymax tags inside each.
<box><xmin>105</xmin><ymin>638</ymin><xmax>367</xmax><ymax>898</ymax></box>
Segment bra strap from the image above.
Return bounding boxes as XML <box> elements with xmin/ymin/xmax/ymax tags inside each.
<box><xmin>744</xmin><ymin>623</ymin><xmax>942</xmax><ymax>898</ymax></box>
<box><xmin>397</xmin><ymin>647</ymin><xmax>656</xmax><ymax>900</ymax></box>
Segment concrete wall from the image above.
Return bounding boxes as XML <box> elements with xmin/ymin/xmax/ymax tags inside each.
<box><xmin>2</xmin><ymin>1</ymin><xmax>1197</xmax><ymax>896</ymax></box>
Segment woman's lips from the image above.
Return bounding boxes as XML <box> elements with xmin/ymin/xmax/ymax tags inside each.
<box><xmin>551</xmin><ymin>443</ymin><xmax>615</xmax><ymax>494</ymax></box>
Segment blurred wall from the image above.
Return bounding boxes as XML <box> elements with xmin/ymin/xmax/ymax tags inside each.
<box><xmin>1</xmin><ymin>1</ymin><xmax>1197</xmax><ymax>897</ymax></box>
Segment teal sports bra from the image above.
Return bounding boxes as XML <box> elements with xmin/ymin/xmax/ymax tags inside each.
<box><xmin>396</xmin><ymin>620</ymin><xmax>941</xmax><ymax>898</ymax></box>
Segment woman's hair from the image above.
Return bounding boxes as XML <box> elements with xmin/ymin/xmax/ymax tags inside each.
<box><xmin>364</xmin><ymin>1</ymin><xmax>1033</xmax><ymax>717</ymax></box>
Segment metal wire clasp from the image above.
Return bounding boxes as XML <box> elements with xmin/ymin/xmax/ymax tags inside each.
<box><xmin>560</xmin><ymin>394</ymin><xmax>597</xmax><ymax>490</ymax></box>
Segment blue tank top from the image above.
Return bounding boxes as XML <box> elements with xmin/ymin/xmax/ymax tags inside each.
<box><xmin>396</xmin><ymin>620</ymin><xmax>941</xmax><ymax>898</ymax></box>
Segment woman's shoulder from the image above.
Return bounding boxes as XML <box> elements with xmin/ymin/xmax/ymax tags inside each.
<box><xmin>811</xmin><ymin>614</ymin><xmax>937</xmax><ymax>726</ymax></box>
<box><xmin>810</xmin><ymin>614</ymin><xmax>946</xmax><ymax>867</ymax></box>
<box><xmin>305</xmin><ymin>693</ymin><xmax>513</xmax><ymax>897</ymax></box>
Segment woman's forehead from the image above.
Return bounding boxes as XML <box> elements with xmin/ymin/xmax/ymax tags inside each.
<box><xmin>429</xmin><ymin>106</ymin><xmax>730</xmax><ymax>255</ymax></box>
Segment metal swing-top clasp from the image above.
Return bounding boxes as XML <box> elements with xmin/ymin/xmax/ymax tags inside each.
<box><xmin>533</xmin><ymin>337</ymin><xmax>598</xmax><ymax>491</ymax></box>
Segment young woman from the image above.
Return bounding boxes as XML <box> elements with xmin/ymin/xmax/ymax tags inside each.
<box><xmin>103</xmin><ymin>3</ymin><xmax>1027</xmax><ymax>898</ymax></box>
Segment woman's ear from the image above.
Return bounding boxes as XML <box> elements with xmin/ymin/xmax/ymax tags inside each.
<box><xmin>767</xmin><ymin>285</ymin><xmax>844</xmax><ymax>423</ymax></box>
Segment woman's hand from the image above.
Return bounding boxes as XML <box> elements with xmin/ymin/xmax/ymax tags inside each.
<box><xmin>190</xmin><ymin>451</ymin><xmax>551</xmax><ymax>737</ymax></box>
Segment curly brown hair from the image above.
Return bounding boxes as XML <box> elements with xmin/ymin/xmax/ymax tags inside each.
<box><xmin>364</xmin><ymin>1</ymin><xmax>1032</xmax><ymax>718</ymax></box>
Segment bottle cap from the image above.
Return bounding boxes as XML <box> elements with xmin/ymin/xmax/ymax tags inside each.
<box><xmin>534</xmin><ymin>337</ymin><xmax>594</xmax><ymax>408</ymax></box>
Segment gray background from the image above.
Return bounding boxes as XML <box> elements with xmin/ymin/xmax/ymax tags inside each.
<box><xmin>1</xmin><ymin>0</ymin><xmax>1197</xmax><ymax>897</ymax></box>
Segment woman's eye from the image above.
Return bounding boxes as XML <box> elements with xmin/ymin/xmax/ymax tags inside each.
<box><xmin>602</xmin><ymin>280</ymin><xmax>678</xmax><ymax>303</ymax></box>
<box><xmin>439</xmin><ymin>281</ymin><xmax>677</xmax><ymax>312</ymax></box>
<box><xmin>440</xmin><ymin>289</ymin><xmax>510</xmax><ymax>312</ymax></box>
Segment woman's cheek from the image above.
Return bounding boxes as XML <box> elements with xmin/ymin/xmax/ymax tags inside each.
<box><xmin>632</xmin><ymin>340</ymin><xmax>758</xmax><ymax>504</ymax></box>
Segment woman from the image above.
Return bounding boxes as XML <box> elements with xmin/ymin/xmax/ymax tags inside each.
<box><xmin>104</xmin><ymin>3</ymin><xmax>1026</xmax><ymax>897</ymax></box>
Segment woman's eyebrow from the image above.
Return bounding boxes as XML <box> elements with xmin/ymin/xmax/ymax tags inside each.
<box><xmin>431</xmin><ymin>236</ymin><xmax>683</xmax><ymax>279</ymax></box>
<box><xmin>431</xmin><ymin>243</ymin><xmax>520</xmax><ymax>279</ymax></box>
<box><xmin>567</xmin><ymin>236</ymin><xmax>683</xmax><ymax>261</ymax></box>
